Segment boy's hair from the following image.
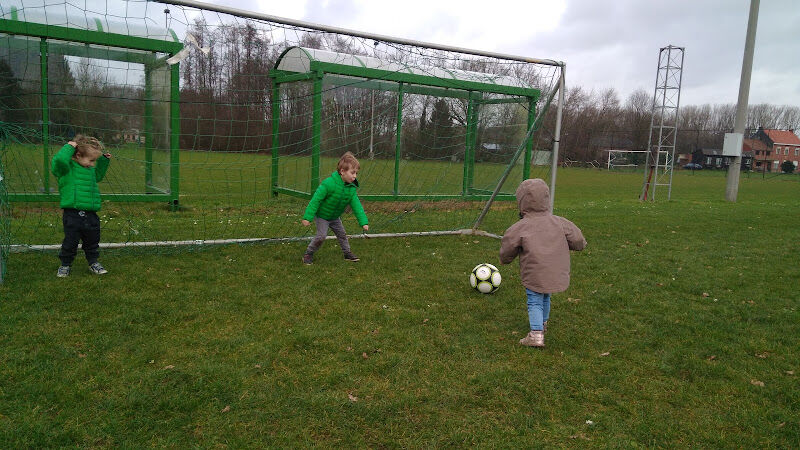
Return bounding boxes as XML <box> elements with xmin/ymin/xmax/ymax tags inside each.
<box><xmin>73</xmin><ymin>134</ymin><xmax>104</xmax><ymax>160</ymax></box>
<box><xmin>337</xmin><ymin>151</ymin><xmax>360</xmax><ymax>172</ymax></box>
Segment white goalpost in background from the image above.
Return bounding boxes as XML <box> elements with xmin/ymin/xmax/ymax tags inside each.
<box><xmin>606</xmin><ymin>149</ymin><xmax>669</xmax><ymax>170</ymax></box>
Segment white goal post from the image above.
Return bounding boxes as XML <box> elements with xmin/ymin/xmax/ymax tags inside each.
<box><xmin>605</xmin><ymin>149</ymin><xmax>669</xmax><ymax>170</ymax></box>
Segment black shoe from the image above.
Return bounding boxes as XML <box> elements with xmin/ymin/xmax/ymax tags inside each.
<box><xmin>302</xmin><ymin>254</ymin><xmax>314</xmax><ymax>265</ymax></box>
<box><xmin>343</xmin><ymin>252</ymin><xmax>360</xmax><ymax>262</ymax></box>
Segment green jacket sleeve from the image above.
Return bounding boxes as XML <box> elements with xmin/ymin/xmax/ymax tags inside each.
<box><xmin>350</xmin><ymin>194</ymin><xmax>368</xmax><ymax>226</ymax></box>
<box><xmin>303</xmin><ymin>183</ymin><xmax>329</xmax><ymax>221</ymax></box>
<box><xmin>51</xmin><ymin>143</ymin><xmax>75</xmax><ymax>177</ymax></box>
<box><xmin>95</xmin><ymin>155</ymin><xmax>110</xmax><ymax>182</ymax></box>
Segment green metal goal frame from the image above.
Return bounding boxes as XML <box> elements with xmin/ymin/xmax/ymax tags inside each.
<box><xmin>269</xmin><ymin>46</ymin><xmax>541</xmax><ymax>201</ymax></box>
<box><xmin>0</xmin><ymin>10</ymin><xmax>183</xmax><ymax>208</ymax></box>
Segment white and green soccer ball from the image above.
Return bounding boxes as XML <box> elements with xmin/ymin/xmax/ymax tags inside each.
<box><xmin>470</xmin><ymin>263</ymin><xmax>501</xmax><ymax>294</ymax></box>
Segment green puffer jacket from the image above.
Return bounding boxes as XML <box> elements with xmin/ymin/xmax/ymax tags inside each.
<box><xmin>51</xmin><ymin>143</ymin><xmax>110</xmax><ymax>211</ymax></box>
<box><xmin>303</xmin><ymin>171</ymin><xmax>368</xmax><ymax>226</ymax></box>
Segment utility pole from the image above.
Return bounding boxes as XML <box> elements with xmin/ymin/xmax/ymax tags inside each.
<box><xmin>725</xmin><ymin>0</ymin><xmax>759</xmax><ymax>202</ymax></box>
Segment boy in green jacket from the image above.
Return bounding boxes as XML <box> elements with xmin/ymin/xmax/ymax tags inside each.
<box><xmin>51</xmin><ymin>135</ymin><xmax>112</xmax><ymax>277</ymax></box>
<box><xmin>301</xmin><ymin>152</ymin><xmax>369</xmax><ymax>264</ymax></box>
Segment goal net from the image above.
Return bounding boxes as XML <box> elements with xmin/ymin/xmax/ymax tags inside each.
<box><xmin>0</xmin><ymin>0</ymin><xmax>564</xmax><ymax>282</ymax></box>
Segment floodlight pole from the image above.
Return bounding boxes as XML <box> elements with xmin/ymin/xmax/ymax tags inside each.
<box><xmin>725</xmin><ymin>0</ymin><xmax>759</xmax><ymax>202</ymax></box>
<box><xmin>640</xmin><ymin>45</ymin><xmax>684</xmax><ymax>201</ymax></box>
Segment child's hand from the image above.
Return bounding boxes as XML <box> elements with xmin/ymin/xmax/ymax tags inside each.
<box><xmin>301</xmin><ymin>219</ymin><xmax>310</xmax><ymax>227</ymax></box>
<box><xmin>103</xmin><ymin>153</ymin><xmax>112</xmax><ymax>159</ymax></box>
<box><xmin>68</xmin><ymin>141</ymin><xmax>77</xmax><ymax>147</ymax></box>
<box><xmin>362</xmin><ymin>225</ymin><xmax>369</xmax><ymax>231</ymax></box>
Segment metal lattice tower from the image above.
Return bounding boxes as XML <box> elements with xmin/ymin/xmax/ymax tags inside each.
<box><xmin>640</xmin><ymin>45</ymin><xmax>684</xmax><ymax>201</ymax></box>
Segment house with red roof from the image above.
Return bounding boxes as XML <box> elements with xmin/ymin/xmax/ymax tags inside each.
<box><xmin>744</xmin><ymin>137</ymin><xmax>771</xmax><ymax>172</ymax></box>
<box><xmin>752</xmin><ymin>127</ymin><xmax>800</xmax><ymax>172</ymax></box>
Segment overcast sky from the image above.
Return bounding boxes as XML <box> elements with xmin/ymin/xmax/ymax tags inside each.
<box><xmin>225</xmin><ymin>0</ymin><xmax>800</xmax><ymax>108</ymax></box>
<box><xmin>5</xmin><ymin>0</ymin><xmax>797</xmax><ymax>107</ymax></box>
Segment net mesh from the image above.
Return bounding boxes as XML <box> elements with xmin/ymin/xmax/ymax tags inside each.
<box><xmin>0</xmin><ymin>0</ymin><xmax>562</xmax><ymax>281</ymax></box>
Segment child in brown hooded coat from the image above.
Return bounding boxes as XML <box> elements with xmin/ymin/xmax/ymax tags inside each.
<box><xmin>499</xmin><ymin>178</ymin><xmax>586</xmax><ymax>348</ymax></box>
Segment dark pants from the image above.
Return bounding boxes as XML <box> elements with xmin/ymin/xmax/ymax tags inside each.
<box><xmin>305</xmin><ymin>217</ymin><xmax>351</xmax><ymax>255</ymax></box>
<box><xmin>59</xmin><ymin>209</ymin><xmax>101</xmax><ymax>266</ymax></box>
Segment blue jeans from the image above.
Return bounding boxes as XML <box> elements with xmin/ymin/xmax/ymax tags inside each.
<box><xmin>525</xmin><ymin>289</ymin><xmax>551</xmax><ymax>331</ymax></box>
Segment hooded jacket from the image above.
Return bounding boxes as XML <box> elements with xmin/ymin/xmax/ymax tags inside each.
<box><xmin>303</xmin><ymin>171</ymin><xmax>368</xmax><ymax>226</ymax></box>
<box><xmin>51</xmin><ymin>143</ymin><xmax>110</xmax><ymax>212</ymax></box>
<box><xmin>499</xmin><ymin>178</ymin><xmax>586</xmax><ymax>293</ymax></box>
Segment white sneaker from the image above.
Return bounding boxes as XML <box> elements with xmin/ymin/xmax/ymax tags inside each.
<box><xmin>89</xmin><ymin>262</ymin><xmax>108</xmax><ymax>275</ymax></box>
<box><xmin>56</xmin><ymin>266</ymin><xmax>71</xmax><ymax>277</ymax></box>
<box><xmin>519</xmin><ymin>330</ymin><xmax>545</xmax><ymax>347</ymax></box>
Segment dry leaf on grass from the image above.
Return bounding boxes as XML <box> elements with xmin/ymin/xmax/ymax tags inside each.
<box><xmin>362</xmin><ymin>352</ymin><xmax>369</xmax><ymax>359</ymax></box>
<box><xmin>750</xmin><ymin>379</ymin><xmax>765</xmax><ymax>387</ymax></box>
<box><xmin>221</xmin><ymin>405</ymin><xmax>230</xmax><ymax>413</ymax></box>
<box><xmin>755</xmin><ymin>352</ymin><xmax>769</xmax><ymax>359</ymax></box>
<box><xmin>348</xmin><ymin>393</ymin><xmax>358</xmax><ymax>402</ymax></box>
<box><xmin>706</xmin><ymin>355</ymin><xmax>717</xmax><ymax>361</ymax></box>
<box><xmin>599</xmin><ymin>352</ymin><xmax>610</xmax><ymax>357</ymax></box>
<box><xmin>163</xmin><ymin>365</ymin><xmax>175</xmax><ymax>370</ymax></box>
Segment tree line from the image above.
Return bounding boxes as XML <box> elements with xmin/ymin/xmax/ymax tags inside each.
<box><xmin>2</xmin><ymin>21</ymin><xmax>799</xmax><ymax>164</ymax></box>
<box><xmin>176</xmin><ymin>20</ymin><xmax>538</xmax><ymax>161</ymax></box>
<box><xmin>0</xmin><ymin>44</ymin><xmax>149</xmax><ymax>144</ymax></box>
<box><xmin>541</xmin><ymin>86</ymin><xmax>800</xmax><ymax>164</ymax></box>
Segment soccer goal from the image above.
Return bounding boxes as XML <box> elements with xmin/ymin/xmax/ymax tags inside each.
<box><xmin>0</xmin><ymin>0</ymin><xmax>566</xmax><ymax>283</ymax></box>
<box><xmin>605</xmin><ymin>149</ymin><xmax>670</xmax><ymax>171</ymax></box>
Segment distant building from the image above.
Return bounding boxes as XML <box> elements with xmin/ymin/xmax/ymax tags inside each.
<box><xmin>481</xmin><ymin>142</ymin><xmax>551</xmax><ymax>166</ymax></box>
<box><xmin>691</xmin><ymin>148</ymin><xmax>753</xmax><ymax>170</ymax></box>
<box><xmin>744</xmin><ymin>138</ymin><xmax>772</xmax><ymax>172</ymax></box>
<box><xmin>752</xmin><ymin>127</ymin><xmax>800</xmax><ymax>172</ymax></box>
<box><xmin>113</xmin><ymin>128</ymin><xmax>144</xmax><ymax>144</ymax></box>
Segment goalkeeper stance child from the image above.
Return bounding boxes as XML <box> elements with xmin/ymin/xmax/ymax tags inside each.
<box><xmin>51</xmin><ymin>135</ymin><xmax>112</xmax><ymax>277</ymax></box>
<box><xmin>301</xmin><ymin>151</ymin><xmax>369</xmax><ymax>264</ymax></box>
<box><xmin>499</xmin><ymin>178</ymin><xmax>586</xmax><ymax>348</ymax></box>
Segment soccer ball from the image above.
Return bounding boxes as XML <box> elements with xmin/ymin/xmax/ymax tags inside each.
<box><xmin>470</xmin><ymin>263</ymin><xmax>501</xmax><ymax>294</ymax></box>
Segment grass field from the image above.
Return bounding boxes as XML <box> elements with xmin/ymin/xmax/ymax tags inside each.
<box><xmin>1</xmin><ymin>167</ymin><xmax>799</xmax><ymax>446</ymax></box>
